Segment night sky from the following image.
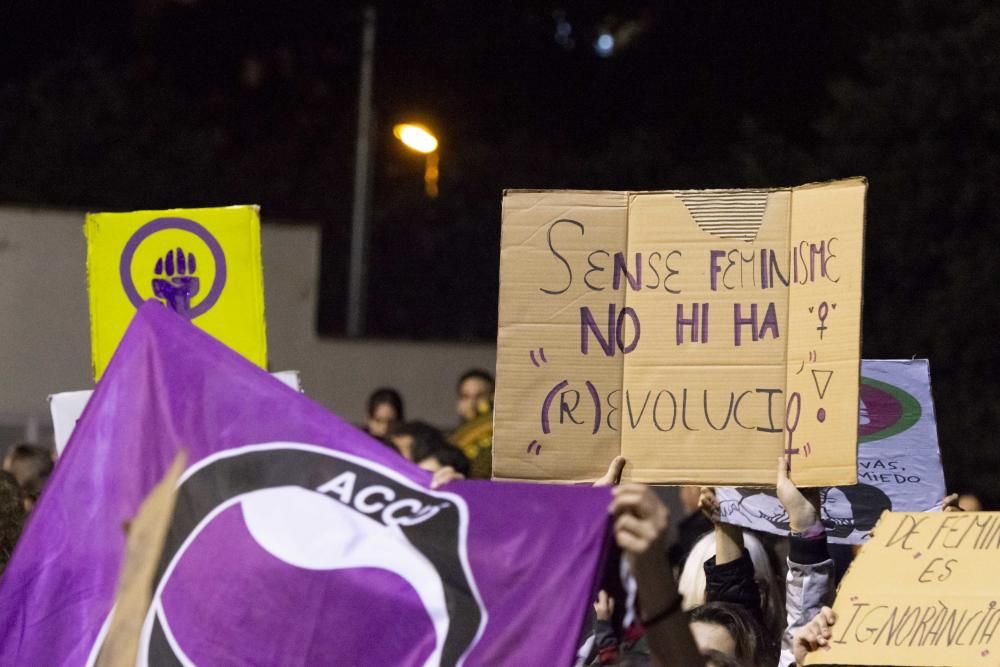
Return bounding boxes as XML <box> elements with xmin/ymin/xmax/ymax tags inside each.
<box><xmin>2</xmin><ymin>1</ymin><xmax>998</xmax><ymax>503</ymax></box>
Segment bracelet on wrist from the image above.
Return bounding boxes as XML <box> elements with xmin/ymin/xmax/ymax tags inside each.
<box><xmin>790</xmin><ymin>519</ymin><xmax>825</xmax><ymax>540</ymax></box>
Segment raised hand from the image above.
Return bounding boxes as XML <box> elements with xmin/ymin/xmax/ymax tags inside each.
<box><xmin>698</xmin><ymin>486</ymin><xmax>721</xmax><ymax>523</ymax></box>
<box><xmin>776</xmin><ymin>456</ymin><xmax>821</xmax><ymax>533</ymax></box>
<box><xmin>430</xmin><ymin>465</ymin><xmax>465</xmax><ymax>489</ymax></box>
<box><xmin>593</xmin><ymin>590</ymin><xmax>615</xmax><ymax>621</ymax></box>
<box><xmin>700</xmin><ymin>485</ymin><xmax>745</xmax><ymax>564</ymax></box>
<box><xmin>610</xmin><ymin>483</ymin><xmax>669</xmax><ymax>557</ymax></box>
<box><xmin>941</xmin><ymin>493</ymin><xmax>963</xmax><ymax>512</ymax></box>
<box><xmin>152</xmin><ymin>247</ymin><xmax>200</xmax><ymax>317</ymax></box>
<box><xmin>792</xmin><ymin>605</ymin><xmax>837</xmax><ymax>664</ymax></box>
<box><xmin>611</xmin><ymin>484</ymin><xmax>703</xmax><ymax>665</ymax></box>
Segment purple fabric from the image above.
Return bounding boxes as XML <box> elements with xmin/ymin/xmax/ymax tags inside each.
<box><xmin>0</xmin><ymin>302</ymin><xmax>611</xmax><ymax>666</ymax></box>
<box><xmin>162</xmin><ymin>506</ymin><xmax>438</xmax><ymax>665</ymax></box>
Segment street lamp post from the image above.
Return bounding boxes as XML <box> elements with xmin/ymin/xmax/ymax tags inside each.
<box><xmin>346</xmin><ymin>5</ymin><xmax>376</xmax><ymax>338</ymax></box>
<box><xmin>393</xmin><ymin>123</ymin><xmax>440</xmax><ymax>198</ymax></box>
<box><xmin>345</xmin><ymin>6</ymin><xmax>438</xmax><ymax>337</ymax></box>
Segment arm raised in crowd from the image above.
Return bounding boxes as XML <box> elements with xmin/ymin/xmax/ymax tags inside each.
<box><xmin>610</xmin><ymin>483</ymin><xmax>705</xmax><ymax>667</ymax></box>
<box><xmin>699</xmin><ymin>487</ymin><xmax>761</xmax><ymax>615</ymax></box>
<box><xmin>776</xmin><ymin>458</ymin><xmax>835</xmax><ymax>667</ymax></box>
<box><xmin>702</xmin><ymin>487</ymin><xmax>745</xmax><ymax>565</ymax></box>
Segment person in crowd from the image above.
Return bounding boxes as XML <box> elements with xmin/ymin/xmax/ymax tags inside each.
<box><xmin>2</xmin><ymin>443</ymin><xmax>54</xmax><ymax>512</ymax></box>
<box><xmin>703</xmin><ymin>649</ymin><xmax>748</xmax><ymax>667</ymax></box>
<box><xmin>695</xmin><ymin>457</ymin><xmax>842</xmax><ymax>667</ymax></box>
<box><xmin>0</xmin><ymin>470</ymin><xmax>26</xmax><ymax>577</ymax></box>
<box><xmin>690</xmin><ymin>602</ymin><xmax>767</xmax><ymax>665</ymax></box>
<box><xmin>411</xmin><ymin>427</ymin><xmax>471</xmax><ymax>478</ymax></box>
<box><xmin>772</xmin><ymin>459</ymin><xmax>836</xmax><ymax>667</ymax></box>
<box><xmin>686</xmin><ymin>499</ymin><xmax>782</xmax><ymax>665</ymax></box>
<box><xmin>596</xmin><ymin>453</ymin><xmax>847</xmax><ymax>667</ymax></box>
<box><xmin>681</xmin><ymin>494</ymin><xmax>785</xmax><ymax>656</ymax></box>
<box><xmin>364</xmin><ymin>387</ymin><xmax>404</xmax><ymax>439</ymax></box>
<box><xmin>609</xmin><ymin>480</ymin><xmax>706</xmax><ymax>665</ymax></box>
<box><xmin>786</xmin><ymin>489</ymin><xmax>972</xmax><ymax>666</ymax></box>
<box><xmin>449</xmin><ymin>368</ymin><xmax>495</xmax><ymax>478</ymax></box>
<box><xmin>388</xmin><ymin>421</ymin><xmax>438</xmax><ymax>461</ymax></box>
<box><xmin>416</xmin><ymin>443</ymin><xmax>471</xmax><ymax>477</ymax></box>
<box><xmin>454</xmin><ymin>369</ymin><xmax>494</xmax><ymax>423</ymax></box>
<box><xmin>590</xmin><ymin>457</ymin><xmax>770</xmax><ymax>665</ymax></box>
<box><xmin>677</xmin><ymin>518</ymin><xmax>782</xmax><ymax>614</ymax></box>
<box><xmin>389</xmin><ymin>420</ymin><xmax>471</xmax><ymax>477</ymax></box>
<box><xmin>590</xmin><ymin>590</ymin><xmax>622</xmax><ymax>665</ymax></box>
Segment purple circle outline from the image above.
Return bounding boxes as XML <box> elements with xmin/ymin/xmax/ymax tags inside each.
<box><xmin>119</xmin><ymin>217</ymin><xmax>227</xmax><ymax>319</ymax></box>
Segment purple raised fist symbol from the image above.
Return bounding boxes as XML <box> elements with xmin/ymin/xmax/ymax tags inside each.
<box><xmin>152</xmin><ymin>247</ymin><xmax>200</xmax><ymax>317</ymax></box>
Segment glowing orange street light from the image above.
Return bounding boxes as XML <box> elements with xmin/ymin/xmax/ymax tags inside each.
<box><xmin>393</xmin><ymin>123</ymin><xmax>440</xmax><ymax>198</ymax></box>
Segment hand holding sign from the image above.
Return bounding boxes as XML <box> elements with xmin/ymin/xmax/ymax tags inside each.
<box><xmin>776</xmin><ymin>456</ymin><xmax>821</xmax><ymax>533</ymax></box>
<box><xmin>610</xmin><ymin>483</ymin><xmax>669</xmax><ymax>558</ymax></box>
<box><xmin>593</xmin><ymin>456</ymin><xmax>627</xmax><ymax>487</ymax></box>
<box><xmin>810</xmin><ymin>511</ymin><xmax>1000</xmax><ymax>665</ymax></box>
<box><xmin>698</xmin><ymin>486</ymin><xmax>721</xmax><ymax>523</ymax></box>
<box><xmin>611</xmin><ymin>482</ymin><xmax>703</xmax><ymax>665</ymax></box>
<box><xmin>793</xmin><ymin>606</ymin><xmax>837</xmax><ymax>664</ymax></box>
<box><xmin>430</xmin><ymin>466</ymin><xmax>465</xmax><ymax>489</ymax></box>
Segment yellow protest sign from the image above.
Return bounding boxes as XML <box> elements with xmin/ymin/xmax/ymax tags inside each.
<box><xmin>493</xmin><ymin>179</ymin><xmax>865</xmax><ymax>485</ymax></box>
<box><xmin>810</xmin><ymin>511</ymin><xmax>1000</xmax><ymax>666</ymax></box>
<box><xmin>86</xmin><ymin>206</ymin><xmax>267</xmax><ymax>379</ymax></box>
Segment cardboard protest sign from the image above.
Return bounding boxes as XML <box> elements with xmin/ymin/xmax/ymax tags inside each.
<box><xmin>95</xmin><ymin>451</ymin><xmax>185</xmax><ymax>667</ymax></box>
<box><xmin>48</xmin><ymin>371</ymin><xmax>301</xmax><ymax>455</ymax></box>
<box><xmin>1</xmin><ymin>303</ymin><xmax>611</xmax><ymax>666</ymax></box>
<box><xmin>86</xmin><ymin>205</ymin><xmax>266</xmax><ymax>379</ymax></box>
<box><xmin>808</xmin><ymin>511</ymin><xmax>1000</xmax><ymax>666</ymax></box>
<box><xmin>494</xmin><ymin>179</ymin><xmax>866</xmax><ymax>485</ymax></box>
<box><xmin>716</xmin><ymin>359</ymin><xmax>945</xmax><ymax>544</ymax></box>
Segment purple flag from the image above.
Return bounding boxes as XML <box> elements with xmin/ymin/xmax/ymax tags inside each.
<box><xmin>0</xmin><ymin>303</ymin><xmax>611</xmax><ymax>666</ymax></box>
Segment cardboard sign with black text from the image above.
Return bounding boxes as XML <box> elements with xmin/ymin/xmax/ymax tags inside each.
<box><xmin>810</xmin><ymin>511</ymin><xmax>1000</xmax><ymax>666</ymax></box>
<box><xmin>494</xmin><ymin>179</ymin><xmax>866</xmax><ymax>485</ymax></box>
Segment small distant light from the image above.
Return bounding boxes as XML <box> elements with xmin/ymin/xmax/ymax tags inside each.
<box><xmin>554</xmin><ymin>18</ymin><xmax>574</xmax><ymax>49</ymax></box>
<box><xmin>595</xmin><ymin>33</ymin><xmax>614</xmax><ymax>57</ymax></box>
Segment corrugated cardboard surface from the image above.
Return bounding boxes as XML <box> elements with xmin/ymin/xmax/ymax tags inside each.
<box><xmin>494</xmin><ymin>179</ymin><xmax>865</xmax><ymax>485</ymax></box>
<box><xmin>808</xmin><ymin>511</ymin><xmax>1000</xmax><ymax>666</ymax></box>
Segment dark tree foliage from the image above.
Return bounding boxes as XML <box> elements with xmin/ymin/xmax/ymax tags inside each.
<box><xmin>731</xmin><ymin>1</ymin><xmax>1000</xmax><ymax>503</ymax></box>
<box><xmin>819</xmin><ymin>2</ymin><xmax>1000</xmax><ymax>505</ymax></box>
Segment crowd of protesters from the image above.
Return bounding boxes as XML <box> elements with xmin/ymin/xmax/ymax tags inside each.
<box><xmin>352</xmin><ymin>369</ymin><xmax>977</xmax><ymax>666</ymax></box>
<box><xmin>0</xmin><ymin>367</ymin><xmax>983</xmax><ymax>666</ymax></box>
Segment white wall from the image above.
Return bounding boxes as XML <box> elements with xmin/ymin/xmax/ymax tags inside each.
<box><xmin>0</xmin><ymin>206</ymin><xmax>496</xmax><ymax>443</ymax></box>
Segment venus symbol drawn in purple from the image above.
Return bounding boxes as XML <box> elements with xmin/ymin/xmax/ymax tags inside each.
<box><xmin>153</xmin><ymin>247</ymin><xmax>200</xmax><ymax>317</ymax></box>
